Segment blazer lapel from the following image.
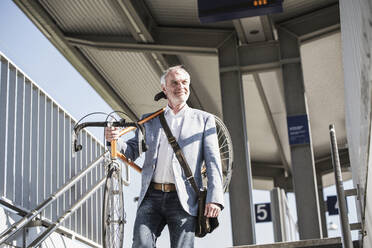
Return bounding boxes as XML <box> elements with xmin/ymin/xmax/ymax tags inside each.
<box><xmin>178</xmin><ymin>108</ymin><xmax>195</xmax><ymax>148</ymax></box>
<box><xmin>151</xmin><ymin>116</ymin><xmax>162</xmax><ymax>161</ymax></box>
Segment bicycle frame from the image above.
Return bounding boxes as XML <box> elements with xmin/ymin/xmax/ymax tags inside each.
<box><xmin>109</xmin><ymin>108</ymin><xmax>165</xmax><ymax>174</ymax></box>
<box><xmin>101</xmin><ymin>108</ymin><xmax>164</xmax><ymax>248</ymax></box>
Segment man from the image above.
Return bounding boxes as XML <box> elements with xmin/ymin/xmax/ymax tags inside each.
<box><xmin>105</xmin><ymin>65</ymin><xmax>224</xmax><ymax>248</ymax></box>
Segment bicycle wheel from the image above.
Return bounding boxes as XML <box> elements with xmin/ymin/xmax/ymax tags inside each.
<box><xmin>202</xmin><ymin>116</ymin><xmax>234</xmax><ymax>193</ymax></box>
<box><xmin>215</xmin><ymin>116</ymin><xmax>233</xmax><ymax>192</ymax></box>
<box><xmin>102</xmin><ymin>162</ymin><xmax>125</xmax><ymax>248</ymax></box>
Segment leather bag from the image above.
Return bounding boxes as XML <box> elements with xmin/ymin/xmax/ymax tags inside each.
<box><xmin>196</xmin><ymin>188</ymin><xmax>219</xmax><ymax>237</ymax></box>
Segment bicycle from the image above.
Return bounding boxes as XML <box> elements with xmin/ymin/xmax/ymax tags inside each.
<box><xmin>72</xmin><ymin>108</ymin><xmax>233</xmax><ymax>248</ymax></box>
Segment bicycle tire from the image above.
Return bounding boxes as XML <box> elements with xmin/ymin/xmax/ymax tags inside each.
<box><xmin>202</xmin><ymin>116</ymin><xmax>234</xmax><ymax>193</ymax></box>
<box><xmin>102</xmin><ymin>163</ymin><xmax>125</xmax><ymax>248</ymax></box>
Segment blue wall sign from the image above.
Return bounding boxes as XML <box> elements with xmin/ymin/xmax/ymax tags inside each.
<box><xmin>327</xmin><ymin>195</ymin><xmax>339</xmax><ymax>215</ymax></box>
<box><xmin>255</xmin><ymin>203</ymin><xmax>272</xmax><ymax>223</ymax></box>
<box><xmin>287</xmin><ymin>115</ymin><xmax>310</xmax><ymax>145</ymax></box>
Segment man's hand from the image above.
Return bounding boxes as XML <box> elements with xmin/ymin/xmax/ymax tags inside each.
<box><xmin>204</xmin><ymin>203</ymin><xmax>221</xmax><ymax>218</ymax></box>
<box><xmin>105</xmin><ymin>126</ymin><xmax>121</xmax><ymax>142</ymax></box>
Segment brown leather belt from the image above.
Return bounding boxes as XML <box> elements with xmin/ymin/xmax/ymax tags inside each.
<box><xmin>151</xmin><ymin>182</ymin><xmax>176</xmax><ymax>192</ymax></box>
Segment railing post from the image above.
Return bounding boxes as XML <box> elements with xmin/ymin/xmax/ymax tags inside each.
<box><xmin>271</xmin><ymin>187</ymin><xmax>286</xmax><ymax>242</ymax></box>
<box><xmin>28</xmin><ymin>178</ymin><xmax>106</xmax><ymax>248</ymax></box>
<box><xmin>329</xmin><ymin>124</ymin><xmax>353</xmax><ymax>248</ymax></box>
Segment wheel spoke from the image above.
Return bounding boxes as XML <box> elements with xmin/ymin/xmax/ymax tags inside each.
<box><xmin>219</xmin><ymin>150</ymin><xmax>230</xmax><ymax>156</ymax></box>
<box><xmin>215</xmin><ymin>116</ymin><xmax>234</xmax><ymax>192</ymax></box>
<box><xmin>103</xmin><ymin>166</ymin><xmax>124</xmax><ymax>248</ymax></box>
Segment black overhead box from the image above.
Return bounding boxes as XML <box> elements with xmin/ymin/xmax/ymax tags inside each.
<box><xmin>198</xmin><ymin>0</ymin><xmax>284</xmax><ymax>23</ymax></box>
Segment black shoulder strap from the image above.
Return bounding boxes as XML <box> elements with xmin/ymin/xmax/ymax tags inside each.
<box><xmin>159</xmin><ymin>112</ymin><xmax>200</xmax><ymax>195</ymax></box>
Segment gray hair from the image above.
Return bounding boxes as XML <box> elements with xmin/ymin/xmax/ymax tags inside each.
<box><xmin>160</xmin><ymin>65</ymin><xmax>190</xmax><ymax>86</ymax></box>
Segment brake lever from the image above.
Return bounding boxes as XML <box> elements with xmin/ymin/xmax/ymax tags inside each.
<box><xmin>72</xmin><ymin>118</ymin><xmax>129</xmax><ymax>156</ymax></box>
<box><xmin>72</xmin><ymin>132</ymin><xmax>82</xmax><ymax>157</ymax></box>
<box><xmin>135</xmin><ymin>122</ymin><xmax>148</xmax><ymax>153</ymax></box>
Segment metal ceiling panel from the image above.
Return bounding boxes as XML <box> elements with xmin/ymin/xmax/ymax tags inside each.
<box><xmin>80</xmin><ymin>48</ymin><xmax>164</xmax><ymax>117</ymax></box>
<box><xmin>39</xmin><ymin>0</ymin><xmax>131</xmax><ymax>35</ymax></box>
<box><xmin>239</xmin><ymin>16</ymin><xmax>266</xmax><ymax>43</ymax></box>
<box><xmin>143</xmin><ymin>0</ymin><xmax>233</xmax><ymax>28</ymax></box>
<box><xmin>272</xmin><ymin>0</ymin><xmax>339</xmax><ymax>23</ymax></box>
<box><xmin>178</xmin><ymin>55</ymin><xmax>223</xmax><ymax>117</ymax></box>
<box><xmin>301</xmin><ymin>32</ymin><xmax>347</xmax><ymax>158</ymax></box>
<box><xmin>243</xmin><ymin>74</ymin><xmax>281</xmax><ymax>163</ymax></box>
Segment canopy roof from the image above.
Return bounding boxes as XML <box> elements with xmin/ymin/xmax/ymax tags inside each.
<box><xmin>14</xmin><ymin>0</ymin><xmax>348</xmax><ymax>189</ymax></box>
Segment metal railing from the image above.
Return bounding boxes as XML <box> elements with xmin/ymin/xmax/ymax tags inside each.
<box><xmin>0</xmin><ymin>52</ymin><xmax>107</xmax><ymax>246</ymax></box>
<box><xmin>0</xmin><ymin>152</ymin><xmax>108</xmax><ymax>245</ymax></box>
<box><xmin>329</xmin><ymin>124</ymin><xmax>354</xmax><ymax>248</ymax></box>
<box><xmin>28</xmin><ymin>177</ymin><xmax>106</xmax><ymax>247</ymax></box>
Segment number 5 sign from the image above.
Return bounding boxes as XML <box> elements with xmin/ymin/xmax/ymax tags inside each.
<box><xmin>255</xmin><ymin>203</ymin><xmax>272</xmax><ymax>223</ymax></box>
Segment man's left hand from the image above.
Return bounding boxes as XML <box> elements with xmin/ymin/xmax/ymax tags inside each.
<box><xmin>204</xmin><ymin>203</ymin><xmax>221</xmax><ymax>218</ymax></box>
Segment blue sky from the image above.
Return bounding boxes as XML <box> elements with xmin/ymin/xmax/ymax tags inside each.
<box><xmin>0</xmin><ymin>1</ymin><xmax>113</xmax><ymax>141</ymax></box>
<box><xmin>0</xmin><ymin>1</ymin><xmax>358</xmax><ymax>247</ymax></box>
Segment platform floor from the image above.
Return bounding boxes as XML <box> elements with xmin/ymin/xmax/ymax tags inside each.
<box><xmin>231</xmin><ymin>237</ymin><xmax>360</xmax><ymax>248</ymax></box>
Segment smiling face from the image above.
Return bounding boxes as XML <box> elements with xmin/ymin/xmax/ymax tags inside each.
<box><xmin>162</xmin><ymin>68</ymin><xmax>190</xmax><ymax>108</ymax></box>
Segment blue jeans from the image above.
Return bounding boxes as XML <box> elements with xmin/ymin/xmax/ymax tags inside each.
<box><xmin>132</xmin><ymin>187</ymin><xmax>196</xmax><ymax>248</ymax></box>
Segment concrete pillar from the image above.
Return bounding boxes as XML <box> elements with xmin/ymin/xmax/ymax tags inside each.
<box><xmin>277</xmin><ymin>27</ymin><xmax>323</xmax><ymax>239</ymax></box>
<box><xmin>218</xmin><ymin>34</ymin><xmax>256</xmax><ymax>246</ymax></box>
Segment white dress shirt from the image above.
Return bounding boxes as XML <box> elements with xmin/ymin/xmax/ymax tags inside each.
<box><xmin>152</xmin><ymin>104</ymin><xmax>189</xmax><ymax>184</ymax></box>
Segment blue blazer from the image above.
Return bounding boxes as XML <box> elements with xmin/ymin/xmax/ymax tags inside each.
<box><xmin>118</xmin><ymin>107</ymin><xmax>224</xmax><ymax>216</ymax></box>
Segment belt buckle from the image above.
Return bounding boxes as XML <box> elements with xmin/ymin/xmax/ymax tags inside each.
<box><xmin>162</xmin><ymin>184</ymin><xmax>170</xmax><ymax>193</ymax></box>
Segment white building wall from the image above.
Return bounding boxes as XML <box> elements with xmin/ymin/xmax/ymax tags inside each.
<box><xmin>339</xmin><ymin>0</ymin><xmax>372</xmax><ymax>246</ymax></box>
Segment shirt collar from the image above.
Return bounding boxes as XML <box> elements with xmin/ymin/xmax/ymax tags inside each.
<box><xmin>165</xmin><ymin>103</ymin><xmax>189</xmax><ymax>117</ymax></box>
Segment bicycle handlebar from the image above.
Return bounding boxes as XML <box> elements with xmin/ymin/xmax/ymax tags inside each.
<box><xmin>72</xmin><ymin>119</ymin><xmax>138</xmax><ymax>152</ymax></box>
<box><xmin>72</xmin><ymin>108</ymin><xmax>165</xmax><ymax>154</ymax></box>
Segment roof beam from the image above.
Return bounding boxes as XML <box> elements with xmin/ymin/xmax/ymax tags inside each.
<box><xmin>64</xmin><ymin>26</ymin><xmax>234</xmax><ymax>56</ymax></box>
<box><xmin>154</xmin><ymin>27</ymin><xmax>234</xmax><ymax>49</ymax></box>
<box><xmin>252</xmin><ymin>161</ymin><xmax>283</xmax><ymax>169</ymax></box>
<box><xmin>253</xmin><ymin>73</ymin><xmax>291</xmax><ymax>176</ymax></box>
<box><xmin>65</xmin><ymin>34</ymin><xmax>218</xmax><ymax>56</ymax></box>
<box><xmin>13</xmin><ymin>0</ymin><xmax>138</xmax><ymax>120</ymax></box>
<box><xmin>260</xmin><ymin>15</ymin><xmax>275</xmax><ymax>41</ymax></box>
<box><xmin>252</xmin><ymin>166</ymin><xmax>284</xmax><ymax>178</ymax></box>
<box><xmin>233</xmin><ymin>19</ymin><xmax>248</xmax><ymax>44</ymax></box>
<box><xmin>250</xmin><ymin>148</ymin><xmax>350</xmax><ymax>181</ymax></box>
<box><xmin>239</xmin><ymin>41</ymin><xmax>280</xmax><ymax>72</ymax></box>
<box><xmin>221</xmin><ymin>41</ymin><xmax>281</xmax><ymax>73</ymax></box>
<box><xmin>315</xmin><ymin>149</ymin><xmax>350</xmax><ymax>175</ymax></box>
<box><xmin>251</xmin><ymin>162</ymin><xmax>284</xmax><ymax>178</ymax></box>
<box><xmin>256</xmin><ymin>150</ymin><xmax>351</xmax><ymax>192</ymax></box>
<box><xmin>277</xmin><ymin>4</ymin><xmax>340</xmax><ymax>41</ymax></box>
